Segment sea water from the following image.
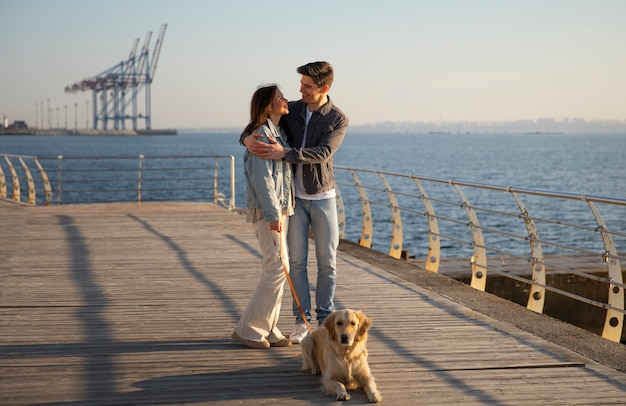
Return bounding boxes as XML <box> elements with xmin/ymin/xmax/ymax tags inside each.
<box><xmin>2</xmin><ymin>132</ymin><xmax>625</xmax><ymax>256</ymax></box>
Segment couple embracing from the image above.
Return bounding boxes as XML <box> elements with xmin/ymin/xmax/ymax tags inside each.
<box><xmin>231</xmin><ymin>61</ymin><xmax>349</xmax><ymax>349</ymax></box>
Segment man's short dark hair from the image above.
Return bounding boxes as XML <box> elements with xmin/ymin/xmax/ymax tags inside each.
<box><xmin>297</xmin><ymin>61</ymin><xmax>334</xmax><ymax>89</ymax></box>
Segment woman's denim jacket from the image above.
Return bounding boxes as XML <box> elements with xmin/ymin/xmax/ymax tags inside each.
<box><xmin>244</xmin><ymin>119</ymin><xmax>294</xmax><ymax>223</ymax></box>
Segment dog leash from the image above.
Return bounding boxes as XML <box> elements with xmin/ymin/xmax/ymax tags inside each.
<box><xmin>277</xmin><ymin>229</ymin><xmax>313</xmax><ymax>334</ymax></box>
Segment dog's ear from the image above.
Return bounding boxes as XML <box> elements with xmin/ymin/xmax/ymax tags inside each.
<box><xmin>324</xmin><ymin>312</ymin><xmax>336</xmax><ymax>340</ymax></box>
<box><xmin>357</xmin><ymin>310</ymin><xmax>371</xmax><ymax>339</ymax></box>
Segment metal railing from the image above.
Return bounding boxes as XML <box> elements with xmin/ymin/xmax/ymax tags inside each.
<box><xmin>2</xmin><ymin>153</ymin><xmax>624</xmax><ymax>342</ymax></box>
<box><xmin>0</xmin><ymin>154</ymin><xmax>236</xmax><ymax>209</ymax></box>
<box><xmin>334</xmin><ymin>166</ymin><xmax>625</xmax><ymax>342</ymax></box>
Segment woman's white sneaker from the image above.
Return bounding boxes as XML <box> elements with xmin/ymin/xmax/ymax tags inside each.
<box><xmin>289</xmin><ymin>323</ymin><xmax>309</xmax><ymax>344</ymax></box>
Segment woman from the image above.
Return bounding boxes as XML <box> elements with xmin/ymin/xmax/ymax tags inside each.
<box><xmin>231</xmin><ymin>84</ymin><xmax>294</xmax><ymax>349</ymax></box>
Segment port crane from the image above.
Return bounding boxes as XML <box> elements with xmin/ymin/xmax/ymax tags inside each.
<box><xmin>65</xmin><ymin>24</ymin><xmax>167</xmax><ymax>131</ymax></box>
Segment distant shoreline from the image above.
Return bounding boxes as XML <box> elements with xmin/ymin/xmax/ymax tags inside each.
<box><xmin>0</xmin><ymin>128</ymin><xmax>177</xmax><ymax>136</ymax></box>
<box><xmin>3</xmin><ymin>126</ymin><xmax>626</xmax><ymax>136</ymax></box>
<box><xmin>175</xmin><ymin>122</ymin><xmax>626</xmax><ymax>135</ymax></box>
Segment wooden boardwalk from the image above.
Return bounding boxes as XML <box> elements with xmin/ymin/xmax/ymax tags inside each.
<box><xmin>1</xmin><ymin>201</ymin><xmax>626</xmax><ymax>405</ymax></box>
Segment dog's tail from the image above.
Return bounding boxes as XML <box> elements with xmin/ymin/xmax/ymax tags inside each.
<box><xmin>300</xmin><ymin>335</ymin><xmax>319</xmax><ymax>374</ymax></box>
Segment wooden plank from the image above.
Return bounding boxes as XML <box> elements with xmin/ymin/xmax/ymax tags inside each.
<box><xmin>1</xmin><ymin>202</ymin><xmax>625</xmax><ymax>405</ymax></box>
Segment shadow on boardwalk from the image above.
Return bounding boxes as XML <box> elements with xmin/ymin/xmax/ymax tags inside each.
<box><xmin>1</xmin><ymin>202</ymin><xmax>625</xmax><ymax>405</ymax></box>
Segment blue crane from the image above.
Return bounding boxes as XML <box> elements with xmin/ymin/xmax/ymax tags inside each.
<box><xmin>64</xmin><ymin>24</ymin><xmax>167</xmax><ymax>131</ymax></box>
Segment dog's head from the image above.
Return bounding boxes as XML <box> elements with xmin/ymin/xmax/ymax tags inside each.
<box><xmin>323</xmin><ymin>309</ymin><xmax>371</xmax><ymax>346</ymax></box>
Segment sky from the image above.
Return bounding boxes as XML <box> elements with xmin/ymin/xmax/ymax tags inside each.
<box><xmin>1</xmin><ymin>0</ymin><xmax>625</xmax><ymax>130</ymax></box>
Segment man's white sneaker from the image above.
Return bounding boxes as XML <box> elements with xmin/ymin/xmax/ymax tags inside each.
<box><xmin>289</xmin><ymin>323</ymin><xmax>309</xmax><ymax>344</ymax></box>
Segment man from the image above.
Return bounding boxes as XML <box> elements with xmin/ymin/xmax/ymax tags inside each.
<box><xmin>241</xmin><ymin>61</ymin><xmax>348</xmax><ymax>343</ymax></box>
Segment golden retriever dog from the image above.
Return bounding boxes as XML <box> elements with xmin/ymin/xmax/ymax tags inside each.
<box><xmin>301</xmin><ymin>309</ymin><xmax>382</xmax><ymax>403</ymax></box>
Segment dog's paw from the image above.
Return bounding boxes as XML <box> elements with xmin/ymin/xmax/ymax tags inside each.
<box><xmin>303</xmin><ymin>367</ymin><xmax>319</xmax><ymax>375</ymax></box>
<box><xmin>301</xmin><ymin>360</ymin><xmax>320</xmax><ymax>375</ymax></box>
<box><xmin>368</xmin><ymin>391</ymin><xmax>382</xmax><ymax>403</ymax></box>
<box><xmin>336</xmin><ymin>391</ymin><xmax>350</xmax><ymax>401</ymax></box>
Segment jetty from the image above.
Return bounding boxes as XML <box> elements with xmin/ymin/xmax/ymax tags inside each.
<box><xmin>0</xmin><ymin>128</ymin><xmax>177</xmax><ymax>136</ymax></box>
<box><xmin>1</xmin><ymin>201</ymin><xmax>625</xmax><ymax>405</ymax></box>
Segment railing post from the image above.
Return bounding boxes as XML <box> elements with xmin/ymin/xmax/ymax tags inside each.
<box><xmin>378</xmin><ymin>172</ymin><xmax>403</xmax><ymax>259</ymax></box>
<box><xmin>587</xmin><ymin>200</ymin><xmax>624</xmax><ymax>343</ymax></box>
<box><xmin>34</xmin><ymin>158</ymin><xmax>52</xmax><ymax>206</ymax></box>
<box><xmin>0</xmin><ymin>158</ymin><xmax>6</xmax><ymax>199</ymax></box>
<box><xmin>18</xmin><ymin>157</ymin><xmax>36</xmax><ymax>205</ymax></box>
<box><xmin>213</xmin><ymin>160</ymin><xmax>220</xmax><ymax>205</ymax></box>
<box><xmin>138</xmin><ymin>155</ymin><xmax>144</xmax><ymax>203</ymax></box>
<box><xmin>510</xmin><ymin>191</ymin><xmax>546</xmax><ymax>314</ymax></box>
<box><xmin>412</xmin><ymin>177</ymin><xmax>441</xmax><ymax>273</ymax></box>
<box><xmin>451</xmin><ymin>181</ymin><xmax>487</xmax><ymax>291</ymax></box>
<box><xmin>349</xmin><ymin>169</ymin><xmax>373</xmax><ymax>248</ymax></box>
<box><xmin>57</xmin><ymin>156</ymin><xmax>63</xmax><ymax>205</ymax></box>
<box><xmin>4</xmin><ymin>156</ymin><xmax>20</xmax><ymax>203</ymax></box>
<box><xmin>229</xmin><ymin>156</ymin><xmax>235</xmax><ymax>210</ymax></box>
<box><xmin>336</xmin><ymin>186</ymin><xmax>346</xmax><ymax>239</ymax></box>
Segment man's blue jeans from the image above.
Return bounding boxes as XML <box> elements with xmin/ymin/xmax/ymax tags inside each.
<box><xmin>287</xmin><ymin>196</ymin><xmax>338</xmax><ymax>325</ymax></box>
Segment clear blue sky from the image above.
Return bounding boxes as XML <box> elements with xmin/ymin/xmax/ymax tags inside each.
<box><xmin>1</xmin><ymin>0</ymin><xmax>625</xmax><ymax>130</ymax></box>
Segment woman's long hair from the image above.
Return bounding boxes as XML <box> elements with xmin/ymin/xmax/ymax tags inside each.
<box><xmin>244</xmin><ymin>84</ymin><xmax>278</xmax><ymax>134</ymax></box>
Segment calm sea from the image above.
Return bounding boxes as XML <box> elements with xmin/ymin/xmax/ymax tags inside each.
<box><xmin>2</xmin><ymin>132</ymin><xmax>625</xmax><ymax>256</ymax></box>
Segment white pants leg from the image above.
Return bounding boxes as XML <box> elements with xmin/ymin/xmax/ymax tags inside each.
<box><xmin>234</xmin><ymin>216</ymin><xmax>289</xmax><ymax>342</ymax></box>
